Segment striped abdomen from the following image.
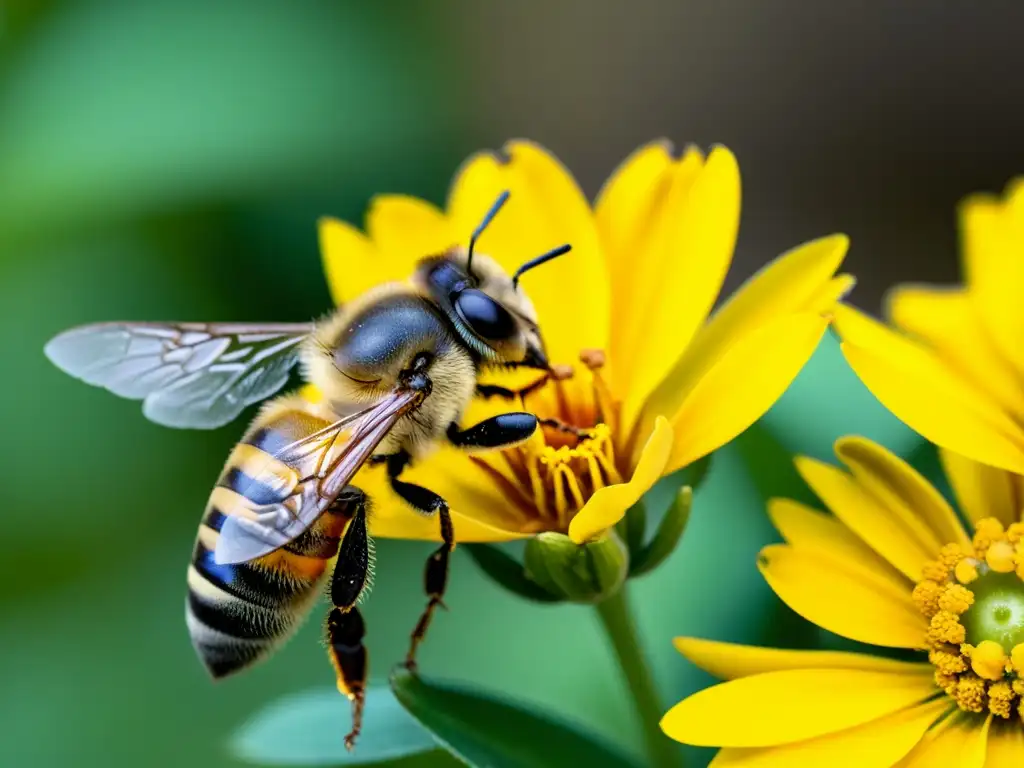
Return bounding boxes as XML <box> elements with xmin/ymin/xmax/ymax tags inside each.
<box><xmin>186</xmin><ymin>399</ymin><xmax>353</xmax><ymax>678</ymax></box>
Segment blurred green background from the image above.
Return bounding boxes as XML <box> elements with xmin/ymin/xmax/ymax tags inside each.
<box><xmin>2</xmin><ymin>1</ymin><xmax>1021</xmax><ymax>766</ymax></box>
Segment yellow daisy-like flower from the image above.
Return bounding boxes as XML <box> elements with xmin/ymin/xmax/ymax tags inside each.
<box><xmin>319</xmin><ymin>139</ymin><xmax>850</xmax><ymax>546</ymax></box>
<box><xmin>834</xmin><ymin>178</ymin><xmax>1024</xmax><ymax>476</ymax></box>
<box><xmin>662</xmin><ymin>436</ymin><xmax>1024</xmax><ymax>767</ymax></box>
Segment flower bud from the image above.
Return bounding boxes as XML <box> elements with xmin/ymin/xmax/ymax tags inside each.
<box><xmin>523</xmin><ymin>530</ymin><xmax>629</xmax><ymax>604</ymax></box>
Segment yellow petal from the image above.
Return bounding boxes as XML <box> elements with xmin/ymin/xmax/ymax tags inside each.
<box><xmin>567</xmin><ymin>417</ymin><xmax>672</xmax><ymax>543</ymax></box>
<box><xmin>834</xmin><ymin>304</ymin><xmax>1024</xmax><ymax>475</ymax></box>
<box><xmin>660</xmin><ymin>666</ymin><xmax>935</xmax><ymax>747</ymax></box>
<box><xmin>768</xmin><ymin>498</ymin><xmax>905</xmax><ymax>589</ymax></box>
<box><xmin>319</xmin><ymin>217</ymin><xmax>387</xmax><ymax>306</ymax></box>
<box><xmin>809</xmin><ymin>273</ymin><xmax>856</xmax><ymax>312</ymax></box>
<box><xmin>608</xmin><ymin>148</ymin><xmax>704</xmax><ymax>397</ymax></box>
<box><xmin>663</xmin><ymin>312</ymin><xmax>828</xmax><ymax>474</ymax></box>
<box><xmin>888</xmin><ymin>286</ymin><xmax>1024</xmax><ymax>420</ymax></box>
<box><xmin>365</xmin><ymin>195</ymin><xmax>454</xmax><ymax>266</ymax></box>
<box><xmin>758</xmin><ymin>544</ymin><xmax>927</xmax><ymax>648</ymax></box>
<box><xmin>594</xmin><ymin>138</ymin><xmax>674</xmax><ymax>288</ymax></box>
<box><xmin>620</xmin><ymin>147</ymin><xmax>742</xmax><ymax>432</ymax></box>
<box><xmin>674</xmin><ymin>636</ymin><xmax>931</xmax><ymax>681</ymax></box>
<box><xmin>639</xmin><ymin>235</ymin><xmax>848</xmax><ymax>433</ymax></box>
<box><xmin>794</xmin><ymin>456</ymin><xmax>931</xmax><ymax>580</ymax></box>
<box><xmin>985</xmin><ymin>720</ymin><xmax>1024</xmax><ymax>768</ymax></box>
<box><xmin>960</xmin><ymin>192</ymin><xmax>1024</xmax><ymax>380</ymax></box>
<box><xmin>708</xmin><ymin>698</ymin><xmax>948</xmax><ymax>768</ymax></box>
<box><xmin>835</xmin><ymin>436</ymin><xmax>969</xmax><ymax>551</ymax></box>
<box><xmin>358</xmin><ymin>457</ymin><xmax>529</xmax><ymax>543</ymax></box>
<box><xmin>939</xmin><ymin>448</ymin><xmax>1022</xmax><ymax>529</ymax></box>
<box><xmin>447</xmin><ymin>141</ymin><xmax>610</xmax><ymax>364</ymax></box>
<box><xmin>895</xmin><ymin>712</ymin><xmax>990</xmax><ymax>768</ymax></box>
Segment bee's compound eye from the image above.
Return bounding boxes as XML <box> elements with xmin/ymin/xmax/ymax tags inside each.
<box><xmin>454</xmin><ymin>288</ymin><xmax>516</xmax><ymax>342</ymax></box>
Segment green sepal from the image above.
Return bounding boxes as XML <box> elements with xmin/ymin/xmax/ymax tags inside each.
<box><xmin>230</xmin><ymin>686</ymin><xmax>437</xmax><ymax>765</ymax></box>
<box><xmin>616</xmin><ymin>497</ymin><xmax>648</xmax><ymax>556</ymax></box>
<box><xmin>463</xmin><ymin>544</ymin><xmax>562</xmax><ymax>603</ymax></box>
<box><xmin>523</xmin><ymin>531</ymin><xmax>629</xmax><ymax>604</ymax></box>
<box><xmin>389</xmin><ymin>668</ymin><xmax>641</xmax><ymax>768</ymax></box>
<box><xmin>630</xmin><ymin>486</ymin><xmax>692</xmax><ymax>577</ymax></box>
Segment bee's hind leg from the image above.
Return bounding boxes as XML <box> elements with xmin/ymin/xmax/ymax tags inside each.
<box><xmin>384</xmin><ymin>451</ymin><xmax>455</xmax><ymax>670</ymax></box>
<box><xmin>325</xmin><ymin>488</ymin><xmax>371</xmax><ymax>751</ymax></box>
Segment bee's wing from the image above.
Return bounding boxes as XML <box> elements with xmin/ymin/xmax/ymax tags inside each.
<box><xmin>44</xmin><ymin>321</ymin><xmax>313</xmax><ymax>429</ymax></box>
<box><xmin>213</xmin><ymin>389</ymin><xmax>423</xmax><ymax>565</ymax></box>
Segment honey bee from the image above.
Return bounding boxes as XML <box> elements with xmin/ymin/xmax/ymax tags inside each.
<box><xmin>44</xmin><ymin>192</ymin><xmax>573</xmax><ymax>749</ymax></box>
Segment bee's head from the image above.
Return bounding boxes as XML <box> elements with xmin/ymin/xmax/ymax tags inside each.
<box><xmin>413</xmin><ymin>190</ymin><xmax>569</xmax><ymax>370</ymax></box>
<box><xmin>414</xmin><ymin>249</ymin><xmax>551</xmax><ymax>369</ymax></box>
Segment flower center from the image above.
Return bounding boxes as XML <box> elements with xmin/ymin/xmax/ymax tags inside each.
<box><xmin>913</xmin><ymin>518</ymin><xmax>1024</xmax><ymax>722</ymax></box>
<box><xmin>473</xmin><ymin>350</ymin><xmax>624</xmax><ymax>533</ymax></box>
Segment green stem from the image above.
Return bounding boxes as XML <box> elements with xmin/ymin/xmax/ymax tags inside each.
<box><xmin>595</xmin><ymin>587</ymin><xmax>682</xmax><ymax>768</ymax></box>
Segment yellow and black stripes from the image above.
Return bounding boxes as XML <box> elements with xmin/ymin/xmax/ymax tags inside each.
<box><xmin>185</xmin><ymin>404</ymin><xmax>353</xmax><ymax>679</ymax></box>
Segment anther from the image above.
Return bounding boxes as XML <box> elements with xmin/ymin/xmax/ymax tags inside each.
<box><xmin>987</xmin><ymin>540</ymin><xmax>1017</xmax><ymax>573</ymax></box>
<box><xmin>954</xmin><ymin>674</ymin><xmax>987</xmax><ymax>713</ymax></box>
<box><xmin>928</xmin><ymin>611</ymin><xmax>966</xmax><ymax>646</ymax></box>
<box><xmin>970</xmin><ymin>640</ymin><xmax>1008</xmax><ymax>681</ymax></box>
<box><xmin>1011</xmin><ymin>643</ymin><xmax>1024</xmax><ymax>674</ymax></box>
<box><xmin>989</xmin><ymin>681</ymin><xmax>1014</xmax><ymax>718</ymax></box>
<box><xmin>973</xmin><ymin>517</ymin><xmax>1006</xmax><ymax>557</ymax></box>
<box><xmin>938</xmin><ymin>583</ymin><xmax>975</xmax><ymax>615</ymax></box>
<box><xmin>579</xmin><ymin>349</ymin><xmax>606</xmax><ymax>369</ymax></box>
<box><xmin>549</xmin><ymin>363</ymin><xmax>574</xmax><ymax>381</ymax></box>
<box><xmin>955</xmin><ymin>558</ymin><xmax>980</xmax><ymax>585</ymax></box>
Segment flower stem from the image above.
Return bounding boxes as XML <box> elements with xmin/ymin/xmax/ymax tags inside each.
<box><xmin>595</xmin><ymin>587</ymin><xmax>682</xmax><ymax>768</ymax></box>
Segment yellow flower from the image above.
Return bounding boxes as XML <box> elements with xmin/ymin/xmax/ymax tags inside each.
<box><xmin>833</xmin><ymin>178</ymin><xmax>1024</xmax><ymax>475</ymax></box>
<box><xmin>318</xmin><ymin>139</ymin><xmax>850</xmax><ymax>546</ymax></box>
<box><xmin>662</xmin><ymin>436</ymin><xmax>1024</xmax><ymax>766</ymax></box>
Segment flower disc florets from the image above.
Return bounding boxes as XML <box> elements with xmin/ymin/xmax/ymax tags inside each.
<box><xmin>914</xmin><ymin>517</ymin><xmax>1024</xmax><ymax>720</ymax></box>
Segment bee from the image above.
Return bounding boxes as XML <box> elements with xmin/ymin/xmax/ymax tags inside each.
<box><xmin>43</xmin><ymin>191</ymin><xmax>574</xmax><ymax>749</ymax></box>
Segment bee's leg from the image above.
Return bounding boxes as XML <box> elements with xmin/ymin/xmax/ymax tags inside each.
<box><xmin>384</xmin><ymin>451</ymin><xmax>455</xmax><ymax>670</ymax></box>
<box><xmin>446</xmin><ymin>413</ymin><xmax>538</xmax><ymax>449</ymax></box>
<box><xmin>325</xmin><ymin>488</ymin><xmax>370</xmax><ymax>751</ymax></box>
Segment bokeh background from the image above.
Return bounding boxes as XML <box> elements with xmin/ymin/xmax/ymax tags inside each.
<box><xmin>2</xmin><ymin>1</ymin><xmax>1021</xmax><ymax>766</ymax></box>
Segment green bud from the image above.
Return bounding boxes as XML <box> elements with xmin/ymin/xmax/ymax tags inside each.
<box><xmin>630</xmin><ymin>486</ymin><xmax>692</xmax><ymax>577</ymax></box>
<box><xmin>464</xmin><ymin>544</ymin><xmax>561</xmax><ymax>603</ymax></box>
<box><xmin>523</xmin><ymin>530</ymin><xmax>629</xmax><ymax>604</ymax></box>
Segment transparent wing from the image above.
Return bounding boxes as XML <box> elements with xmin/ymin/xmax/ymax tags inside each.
<box><xmin>44</xmin><ymin>321</ymin><xmax>313</xmax><ymax>429</ymax></box>
<box><xmin>214</xmin><ymin>389</ymin><xmax>423</xmax><ymax>565</ymax></box>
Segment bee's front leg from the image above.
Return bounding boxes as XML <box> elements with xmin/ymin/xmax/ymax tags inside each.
<box><xmin>446</xmin><ymin>412</ymin><xmax>538</xmax><ymax>449</ymax></box>
<box><xmin>384</xmin><ymin>451</ymin><xmax>455</xmax><ymax>669</ymax></box>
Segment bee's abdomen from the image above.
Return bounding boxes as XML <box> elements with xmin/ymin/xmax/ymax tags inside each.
<box><xmin>186</xmin><ymin>409</ymin><xmax>350</xmax><ymax>679</ymax></box>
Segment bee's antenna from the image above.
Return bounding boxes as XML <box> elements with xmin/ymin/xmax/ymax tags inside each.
<box><xmin>467</xmin><ymin>190</ymin><xmax>510</xmax><ymax>276</ymax></box>
<box><xmin>512</xmin><ymin>244</ymin><xmax>572</xmax><ymax>289</ymax></box>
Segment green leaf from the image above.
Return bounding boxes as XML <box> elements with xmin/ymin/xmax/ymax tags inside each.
<box><xmin>390</xmin><ymin>669</ymin><xmax>641</xmax><ymax>768</ymax></box>
<box><xmin>232</xmin><ymin>687</ymin><xmax>435</xmax><ymax>765</ymax></box>
<box><xmin>464</xmin><ymin>544</ymin><xmax>561</xmax><ymax>604</ymax></box>
<box><xmin>630</xmin><ymin>487</ymin><xmax>692</xmax><ymax>577</ymax></box>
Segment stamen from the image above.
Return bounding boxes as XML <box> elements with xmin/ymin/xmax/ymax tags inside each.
<box><xmin>580</xmin><ymin>349</ymin><xmax>618</xmax><ymax>436</ymax></box>
<box><xmin>988</xmin><ymin>541</ymin><xmax>1017</xmax><ymax>573</ymax></box>
<box><xmin>971</xmin><ymin>640</ymin><xmax>1008</xmax><ymax>680</ymax></box>
<box><xmin>916</xmin><ymin>517</ymin><xmax>1024</xmax><ymax>721</ymax></box>
<box><xmin>526</xmin><ymin>452</ymin><xmax>550</xmax><ymax>520</ymax></box>
<box><xmin>486</xmin><ymin>348</ymin><xmax>628</xmax><ymax>538</ymax></box>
